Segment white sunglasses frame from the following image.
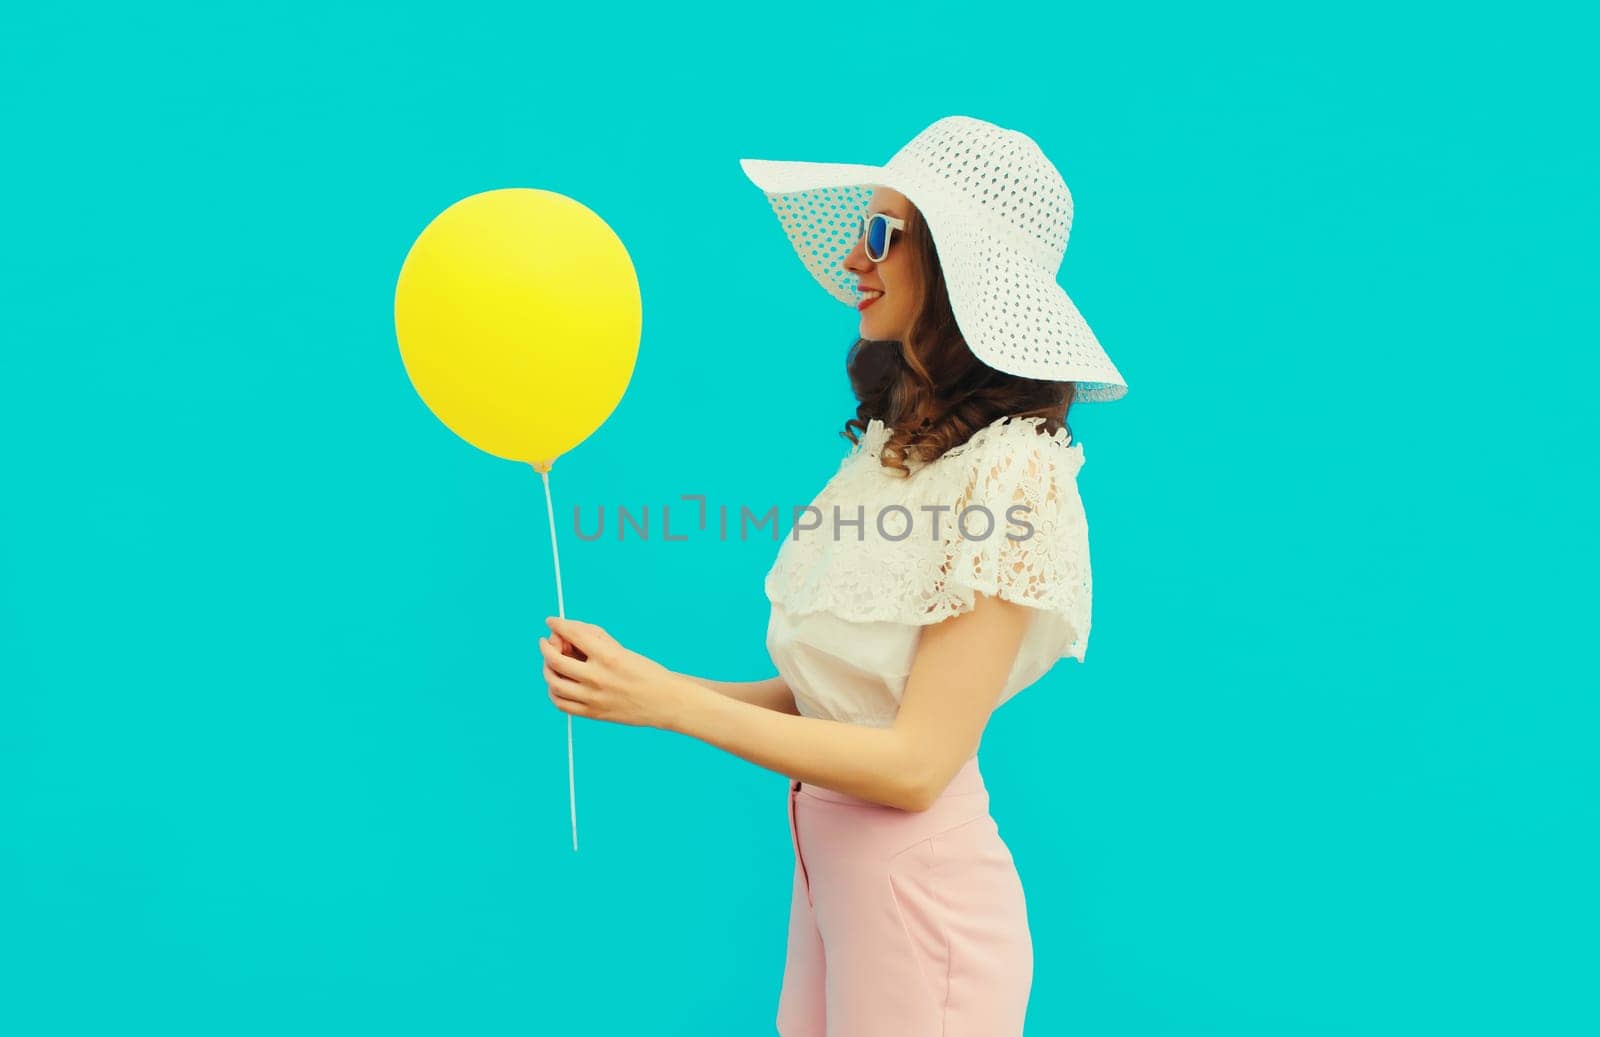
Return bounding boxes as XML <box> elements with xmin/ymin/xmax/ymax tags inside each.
<box><xmin>855</xmin><ymin>211</ymin><xmax>907</xmax><ymax>263</ymax></box>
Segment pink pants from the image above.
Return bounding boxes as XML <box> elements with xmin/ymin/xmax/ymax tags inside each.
<box><xmin>777</xmin><ymin>755</ymin><xmax>1033</xmax><ymax>1036</ymax></box>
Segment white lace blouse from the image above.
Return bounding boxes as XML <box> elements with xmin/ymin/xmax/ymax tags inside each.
<box><xmin>764</xmin><ymin>414</ymin><xmax>1092</xmax><ymax>728</ymax></box>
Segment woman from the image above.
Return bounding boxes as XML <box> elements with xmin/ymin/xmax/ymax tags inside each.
<box><xmin>539</xmin><ymin>115</ymin><xmax>1127</xmax><ymax>1036</ymax></box>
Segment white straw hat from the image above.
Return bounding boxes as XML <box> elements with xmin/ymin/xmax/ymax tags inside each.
<box><xmin>740</xmin><ymin>115</ymin><xmax>1127</xmax><ymax>399</ymax></box>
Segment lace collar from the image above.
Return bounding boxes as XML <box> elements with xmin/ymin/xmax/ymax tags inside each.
<box><xmin>849</xmin><ymin>413</ymin><xmax>1080</xmax><ymax>476</ymax></box>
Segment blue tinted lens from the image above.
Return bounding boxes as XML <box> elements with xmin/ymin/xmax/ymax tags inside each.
<box><xmin>866</xmin><ymin>214</ymin><xmax>888</xmax><ymax>259</ymax></box>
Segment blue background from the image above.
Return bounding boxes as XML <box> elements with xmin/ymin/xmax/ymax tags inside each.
<box><xmin>3</xmin><ymin>3</ymin><xmax>1594</xmax><ymax>1034</ymax></box>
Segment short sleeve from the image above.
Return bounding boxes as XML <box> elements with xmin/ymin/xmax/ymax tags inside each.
<box><xmin>927</xmin><ymin>417</ymin><xmax>1092</xmax><ymax>661</ymax></box>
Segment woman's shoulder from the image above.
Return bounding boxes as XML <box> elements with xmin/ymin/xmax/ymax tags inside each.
<box><xmin>939</xmin><ymin>413</ymin><xmax>1082</xmax><ymax>468</ymax></box>
<box><xmin>849</xmin><ymin>413</ymin><xmax>1083</xmax><ymax>473</ymax></box>
<box><xmin>875</xmin><ymin>415</ymin><xmax>1086</xmax><ymax>500</ymax></box>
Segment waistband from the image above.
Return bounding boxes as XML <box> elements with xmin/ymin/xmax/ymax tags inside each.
<box><xmin>794</xmin><ymin>754</ymin><xmax>985</xmax><ymax>806</ymax></box>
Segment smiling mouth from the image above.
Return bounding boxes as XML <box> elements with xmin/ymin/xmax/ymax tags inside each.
<box><xmin>858</xmin><ymin>290</ymin><xmax>883</xmax><ymax>311</ymax></box>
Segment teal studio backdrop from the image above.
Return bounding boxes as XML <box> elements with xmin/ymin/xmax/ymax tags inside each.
<box><xmin>2</xmin><ymin>3</ymin><xmax>1594</xmax><ymax>1035</ymax></box>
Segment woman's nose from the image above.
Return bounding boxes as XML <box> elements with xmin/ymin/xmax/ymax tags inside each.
<box><xmin>843</xmin><ymin>237</ymin><xmax>871</xmax><ymax>273</ymax></box>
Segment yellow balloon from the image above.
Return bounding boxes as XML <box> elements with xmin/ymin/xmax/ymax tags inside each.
<box><xmin>394</xmin><ymin>188</ymin><xmax>641</xmax><ymax>467</ymax></box>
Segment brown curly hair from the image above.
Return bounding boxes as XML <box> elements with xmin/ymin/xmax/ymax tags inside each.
<box><xmin>841</xmin><ymin>202</ymin><xmax>1076</xmax><ymax>477</ymax></box>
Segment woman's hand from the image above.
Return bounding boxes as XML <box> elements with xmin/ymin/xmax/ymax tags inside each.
<box><xmin>539</xmin><ymin>616</ymin><xmax>699</xmax><ymax>730</ymax></box>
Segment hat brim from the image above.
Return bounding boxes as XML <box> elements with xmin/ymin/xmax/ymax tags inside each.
<box><xmin>922</xmin><ymin>202</ymin><xmax>1128</xmax><ymax>398</ymax></box>
<box><xmin>740</xmin><ymin>157</ymin><xmax>891</xmax><ymax>306</ymax></box>
<box><xmin>740</xmin><ymin>156</ymin><xmax>1127</xmax><ymax>396</ymax></box>
<box><xmin>739</xmin><ymin>158</ymin><xmax>889</xmax><ymax>195</ymax></box>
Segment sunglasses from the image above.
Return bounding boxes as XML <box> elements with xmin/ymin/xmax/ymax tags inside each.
<box><xmin>855</xmin><ymin>211</ymin><xmax>907</xmax><ymax>263</ymax></box>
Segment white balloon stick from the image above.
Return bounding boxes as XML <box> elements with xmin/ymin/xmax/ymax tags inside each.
<box><xmin>533</xmin><ymin>460</ymin><xmax>577</xmax><ymax>853</ymax></box>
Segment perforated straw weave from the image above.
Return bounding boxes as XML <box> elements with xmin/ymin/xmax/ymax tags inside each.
<box><xmin>740</xmin><ymin>115</ymin><xmax>1128</xmax><ymax>399</ymax></box>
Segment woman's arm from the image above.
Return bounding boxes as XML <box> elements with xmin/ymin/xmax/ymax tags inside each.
<box><xmin>669</xmin><ymin>591</ymin><xmax>1034</xmax><ymax>811</ymax></box>
<box><xmin>669</xmin><ymin>694</ymin><xmax>920</xmax><ymax>808</ymax></box>
<box><xmin>678</xmin><ymin>673</ymin><xmax>800</xmax><ymax>716</ymax></box>
<box><xmin>541</xmin><ymin>594</ymin><xmax>1033</xmax><ymax>812</ymax></box>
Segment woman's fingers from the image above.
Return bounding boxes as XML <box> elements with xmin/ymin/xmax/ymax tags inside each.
<box><xmin>544</xmin><ymin>659</ymin><xmax>590</xmax><ymax>703</ymax></box>
<box><xmin>540</xmin><ymin>634</ymin><xmax>597</xmax><ymax>724</ymax></box>
<box><xmin>546</xmin><ymin>616</ymin><xmax>607</xmax><ymax>662</ymax></box>
<box><xmin>539</xmin><ymin>635</ymin><xmax>589</xmax><ymax>680</ymax></box>
<box><xmin>547</xmin><ymin>681</ymin><xmax>591</xmax><ymax>717</ymax></box>
<box><xmin>552</xmin><ymin>631</ymin><xmax>586</xmax><ymax>662</ymax></box>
